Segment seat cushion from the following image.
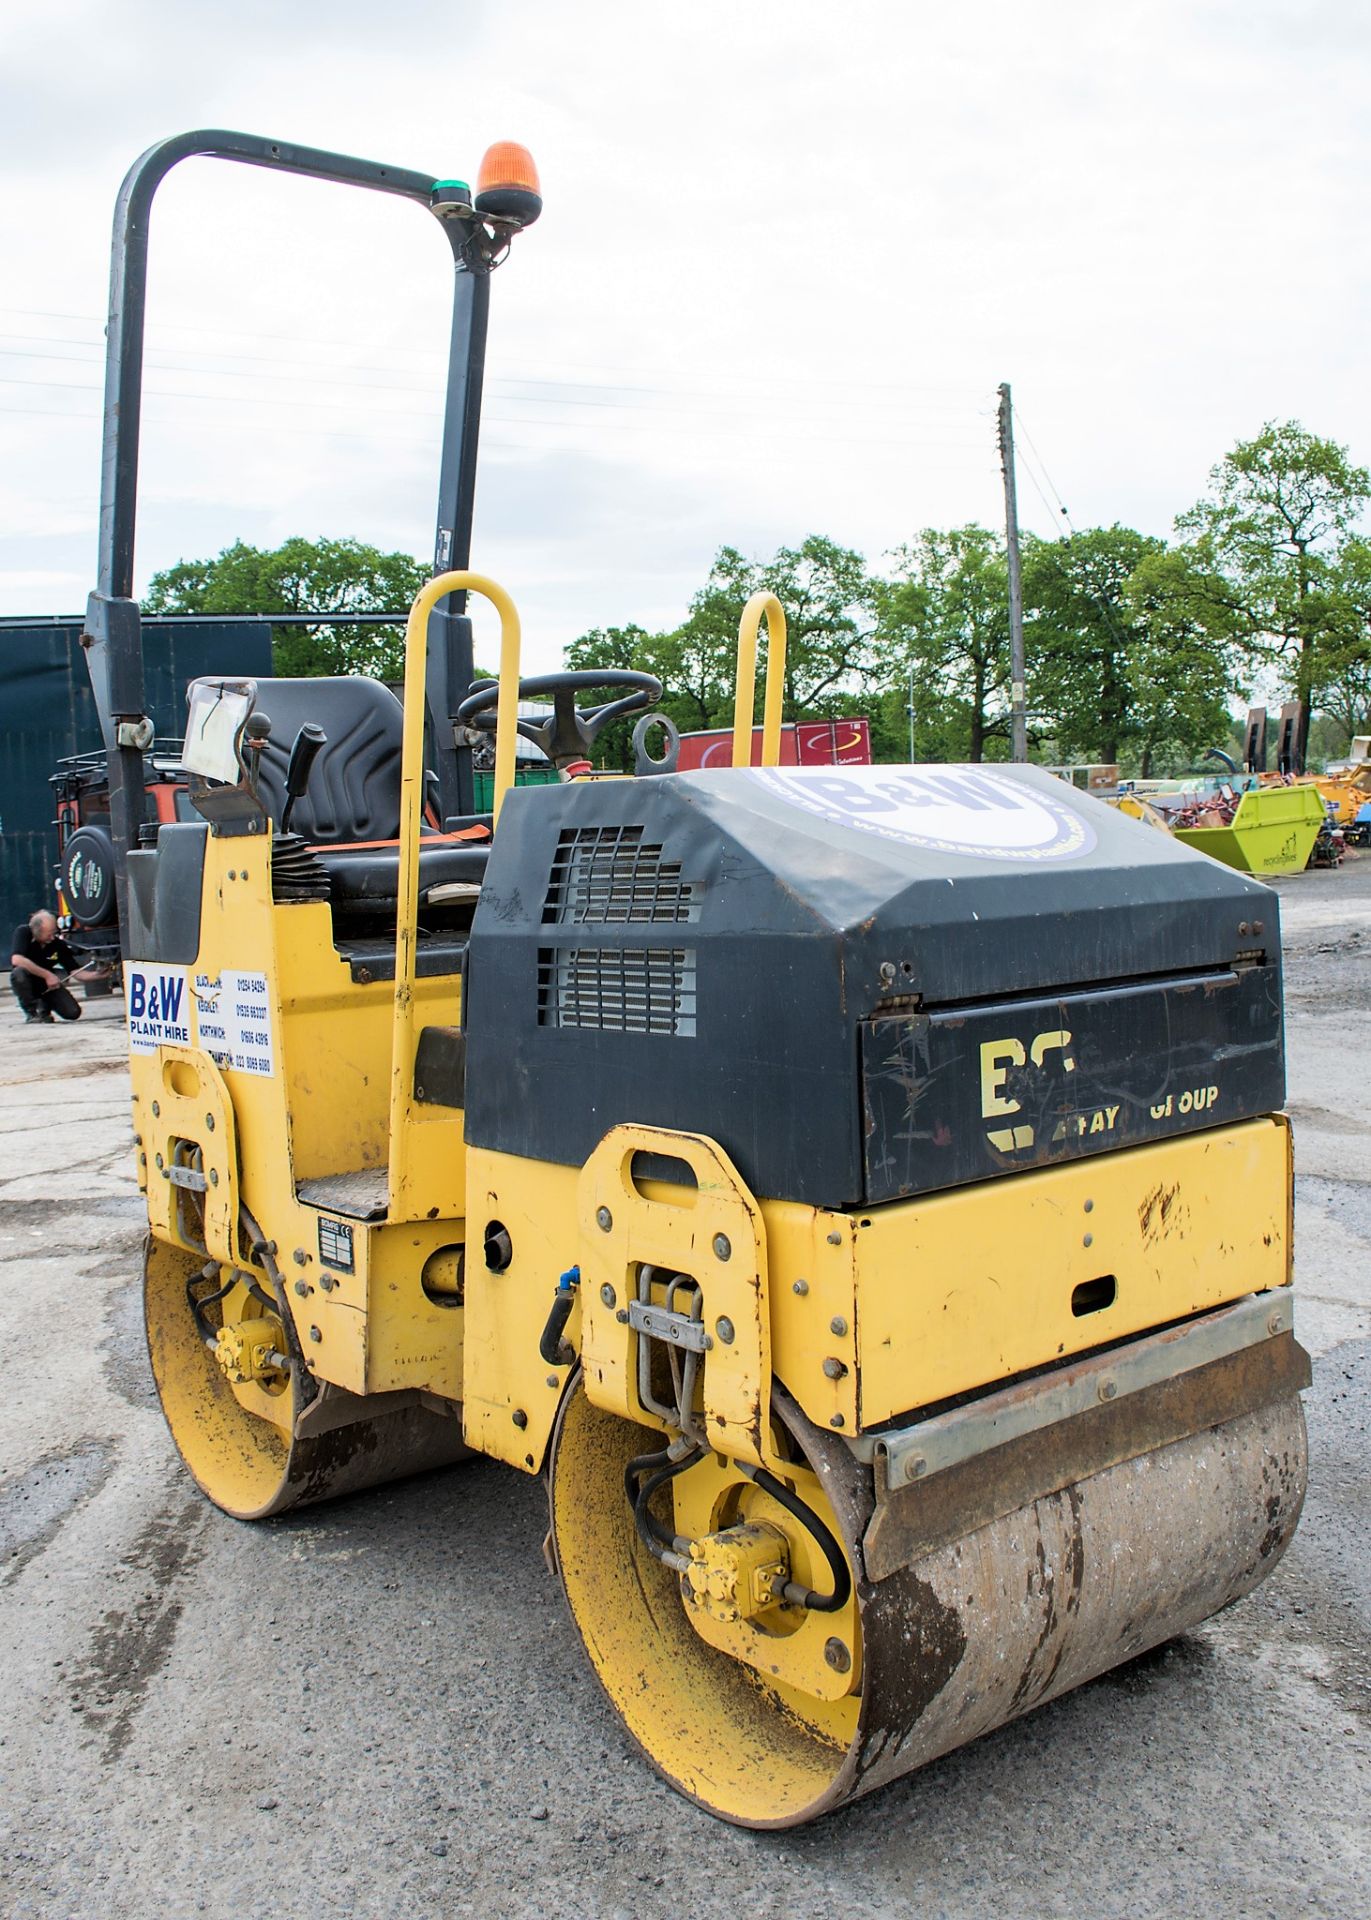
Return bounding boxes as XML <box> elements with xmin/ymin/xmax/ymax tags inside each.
<box><xmin>317</xmin><ymin>840</ymin><xmax>489</xmax><ymax>910</ymax></box>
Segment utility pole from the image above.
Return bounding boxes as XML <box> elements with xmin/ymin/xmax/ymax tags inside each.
<box><xmin>998</xmin><ymin>382</ymin><xmax>1028</xmax><ymax>762</ymax></box>
<box><xmin>907</xmin><ymin>663</ymin><xmax>916</xmax><ymax>763</ymax></box>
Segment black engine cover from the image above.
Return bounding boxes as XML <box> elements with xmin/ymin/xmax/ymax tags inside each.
<box><xmin>464</xmin><ymin>764</ymin><xmax>1284</xmax><ymax>1210</ymax></box>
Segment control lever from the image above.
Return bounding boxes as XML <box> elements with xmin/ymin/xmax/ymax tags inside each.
<box><xmin>280</xmin><ymin>723</ymin><xmax>327</xmax><ymax>835</ymax></box>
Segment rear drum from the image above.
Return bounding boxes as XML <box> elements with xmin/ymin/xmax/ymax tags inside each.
<box><xmin>144</xmin><ymin>1236</ymin><xmax>470</xmax><ymax>1520</ymax></box>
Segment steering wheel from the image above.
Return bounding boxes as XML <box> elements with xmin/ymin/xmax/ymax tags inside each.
<box><xmin>455</xmin><ymin>669</ymin><xmax>662</xmax><ymax>770</ymax></box>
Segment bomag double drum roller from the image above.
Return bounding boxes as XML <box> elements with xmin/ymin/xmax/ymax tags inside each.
<box><xmin>84</xmin><ymin>132</ymin><xmax>1308</xmax><ymax>1828</ymax></box>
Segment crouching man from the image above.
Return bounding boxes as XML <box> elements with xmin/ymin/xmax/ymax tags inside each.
<box><xmin>10</xmin><ymin>910</ymin><xmax>106</xmax><ymax>1023</ymax></box>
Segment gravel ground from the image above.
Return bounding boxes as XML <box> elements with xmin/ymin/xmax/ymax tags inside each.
<box><xmin>1</xmin><ymin>860</ymin><xmax>1368</xmax><ymax>1920</ymax></box>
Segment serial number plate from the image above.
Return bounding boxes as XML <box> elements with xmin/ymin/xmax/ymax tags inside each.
<box><xmin>317</xmin><ymin>1217</ymin><xmax>355</xmax><ymax>1273</ymax></box>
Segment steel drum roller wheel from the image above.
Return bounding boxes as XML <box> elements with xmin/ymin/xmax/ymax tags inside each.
<box><xmin>143</xmin><ymin>1236</ymin><xmax>470</xmax><ymax>1520</ymax></box>
<box><xmin>547</xmin><ymin>1383</ymin><xmax>858</xmax><ymax>1827</ymax></box>
<box><xmin>547</xmin><ymin>1377</ymin><xmax>1308</xmax><ymax>1828</ymax></box>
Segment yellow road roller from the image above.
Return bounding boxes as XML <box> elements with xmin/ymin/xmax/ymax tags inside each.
<box><xmin>84</xmin><ymin>132</ymin><xmax>1308</xmax><ymax>1828</ymax></box>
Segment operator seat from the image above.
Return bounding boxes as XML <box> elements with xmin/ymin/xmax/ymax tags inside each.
<box><xmin>248</xmin><ymin>676</ymin><xmax>490</xmax><ymax>914</ymax></box>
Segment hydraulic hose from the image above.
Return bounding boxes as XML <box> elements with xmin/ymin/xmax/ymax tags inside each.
<box><xmin>623</xmin><ymin>1445</ymin><xmax>852</xmax><ymax>1613</ymax></box>
<box><xmin>186</xmin><ymin>1262</ymin><xmax>233</xmax><ymax>1347</ymax></box>
<box><xmin>740</xmin><ymin>1462</ymin><xmax>852</xmax><ymax>1614</ymax></box>
<box><xmin>238</xmin><ymin>1203</ymin><xmax>320</xmax><ymax>1410</ymax></box>
<box><xmin>625</xmin><ymin>1445</ymin><xmax>701</xmax><ymax>1568</ymax></box>
<box><xmin>238</xmin><ymin>1267</ymin><xmax>276</xmax><ymax>1313</ymax></box>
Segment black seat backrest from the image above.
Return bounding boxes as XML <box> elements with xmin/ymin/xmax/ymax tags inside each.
<box><xmin>249</xmin><ymin>677</ymin><xmax>405</xmax><ymax>843</ymax></box>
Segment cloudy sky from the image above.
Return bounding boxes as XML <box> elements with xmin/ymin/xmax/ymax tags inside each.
<box><xmin>1</xmin><ymin>1</ymin><xmax>1367</xmax><ymax>671</ymax></box>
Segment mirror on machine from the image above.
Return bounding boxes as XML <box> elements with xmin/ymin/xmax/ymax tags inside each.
<box><xmin>181</xmin><ymin>677</ymin><xmax>275</xmax><ymax>835</ymax></box>
<box><xmin>183</xmin><ymin>679</ymin><xmax>257</xmax><ymax>786</ymax></box>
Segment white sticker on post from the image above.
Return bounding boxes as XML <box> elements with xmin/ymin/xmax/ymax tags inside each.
<box><xmin>126</xmin><ymin>964</ymin><xmax>193</xmax><ymax>1053</ymax></box>
<box><xmin>190</xmin><ymin>968</ymin><xmax>275</xmax><ymax>1077</ymax></box>
<box><xmin>221</xmin><ymin>969</ymin><xmax>274</xmax><ymax>1076</ymax></box>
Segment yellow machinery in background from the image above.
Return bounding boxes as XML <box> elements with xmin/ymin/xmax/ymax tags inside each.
<box><xmin>1312</xmin><ymin>736</ymin><xmax>1371</xmax><ymax>825</ymax></box>
<box><xmin>88</xmin><ymin>131</ymin><xmax>1309</xmax><ymax>1829</ymax></box>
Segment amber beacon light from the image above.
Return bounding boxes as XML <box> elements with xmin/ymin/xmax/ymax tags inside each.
<box><xmin>475</xmin><ymin>142</ymin><xmax>542</xmax><ymax>226</ymax></box>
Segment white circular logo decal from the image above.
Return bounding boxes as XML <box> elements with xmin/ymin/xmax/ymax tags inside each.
<box><xmin>752</xmin><ymin>766</ymin><xmax>1096</xmax><ymax>861</ymax></box>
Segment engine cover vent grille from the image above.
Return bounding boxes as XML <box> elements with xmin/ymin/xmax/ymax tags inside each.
<box><xmin>543</xmin><ymin>825</ymin><xmax>698</xmax><ymax>926</ymax></box>
<box><xmin>537</xmin><ymin>947</ymin><xmax>697</xmax><ymax>1036</ymax></box>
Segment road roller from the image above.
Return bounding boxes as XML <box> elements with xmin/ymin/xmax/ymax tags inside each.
<box><xmin>84</xmin><ymin>132</ymin><xmax>1308</xmax><ymax>1827</ymax></box>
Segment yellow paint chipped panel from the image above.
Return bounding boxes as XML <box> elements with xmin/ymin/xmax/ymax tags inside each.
<box><xmin>852</xmin><ymin>1116</ymin><xmax>1291</xmax><ymax>1428</ymax></box>
<box><xmin>462</xmin><ymin>1145</ymin><xmax>579</xmax><ymax>1472</ymax></box>
<box><xmin>757</xmin><ymin>1201</ymin><xmax>858</xmax><ymax>1435</ymax></box>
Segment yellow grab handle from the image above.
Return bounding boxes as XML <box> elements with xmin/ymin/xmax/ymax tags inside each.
<box><xmin>731</xmin><ymin>591</ymin><xmax>787</xmax><ymax>770</ymax></box>
<box><xmin>388</xmin><ymin>569</ymin><xmax>520</xmax><ymax>1215</ymax></box>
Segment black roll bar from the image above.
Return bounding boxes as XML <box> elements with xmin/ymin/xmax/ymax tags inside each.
<box><xmin>84</xmin><ymin>128</ymin><xmax>517</xmax><ymax>939</ymax></box>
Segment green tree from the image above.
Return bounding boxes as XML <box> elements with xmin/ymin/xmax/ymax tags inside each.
<box><xmin>1314</xmin><ymin>532</ymin><xmax>1371</xmax><ymax>752</ymax></box>
<box><xmin>1023</xmin><ymin>525</ymin><xmax>1159</xmax><ymax>764</ymax></box>
<box><xmin>879</xmin><ymin>526</ymin><xmax>1010</xmax><ymax>761</ymax></box>
<box><xmin>1121</xmin><ymin>560</ymin><xmax>1237</xmax><ymax>776</ymax></box>
<box><xmin>567</xmin><ymin>538</ymin><xmax>881</xmax><ymax>768</ymax></box>
<box><xmin>667</xmin><ymin>538</ymin><xmax>879</xmax><ymax>722</ymax></box>
<box><xmin>144</xmin><ymin>536</ymin><xmax>427</xmax><ymax>679</ymax></box>
<box><xmin>1024</xmin><ymin>525</ymin><xmax>1235</xmax><ymax>775</ymax></box>
<box><xmin>1170</xmin><ymin>421</ymin><xmax>1371</xmax><ymax>766</ymax></box>
<box><xmin>866</xmin><ymin>671</ymin><xmax>970</xmax><ymax>764</ymax></box>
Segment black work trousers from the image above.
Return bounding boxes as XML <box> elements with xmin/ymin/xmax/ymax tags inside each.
<box><xmin>11</xmin><ymin>970</ymin><xmax>81</xmax><ymax>1021</ymax></box>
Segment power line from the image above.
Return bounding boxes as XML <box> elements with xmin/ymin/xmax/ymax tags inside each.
<box><xmin>1014</xmin><ymin>438</ymin><xmax>1070</xmax><ymax>538</ymax></box>
<box><xmin>0</xmin><ymin>394</ymin><xmax>999</xmax><ymax>466</ymax></box>
<box><xmin>0</xmin><ymin>335</ymin><xmax>983</xmax><ymax>414</ymax></box>
<box><xmin>0</xmin><ymin>304</ymin><xmax>992</xmax><ymax>406</ymax></box>
<box><xmin>1014</xmin><ymin>409</ymin><xmax>1078</xmax><ymax>535</ymax></box>
<box><xmin>0</xmin><ymin>364</ymin><xmax>994</xmax><ymax>451</ymax></box>
<box><xmin>1010</xmin><ymin>407</ymin><xmax>1139</xmax><ymax>662</ymax></box>
<box><xmin>0</xmin><ymin>333</ymin><xmax>983</xmax><ymax>417</ymax></box>
<box><xmin>0</xmin><ymin>358</ymin><xmax>994</xmax><ymax>446</ymax></box>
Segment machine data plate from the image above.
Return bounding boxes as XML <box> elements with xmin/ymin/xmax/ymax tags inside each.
<box><xmin>317</xmin><ymin>1216</ymin><xmax>356</xmax><ymax>1272</ymax></box>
